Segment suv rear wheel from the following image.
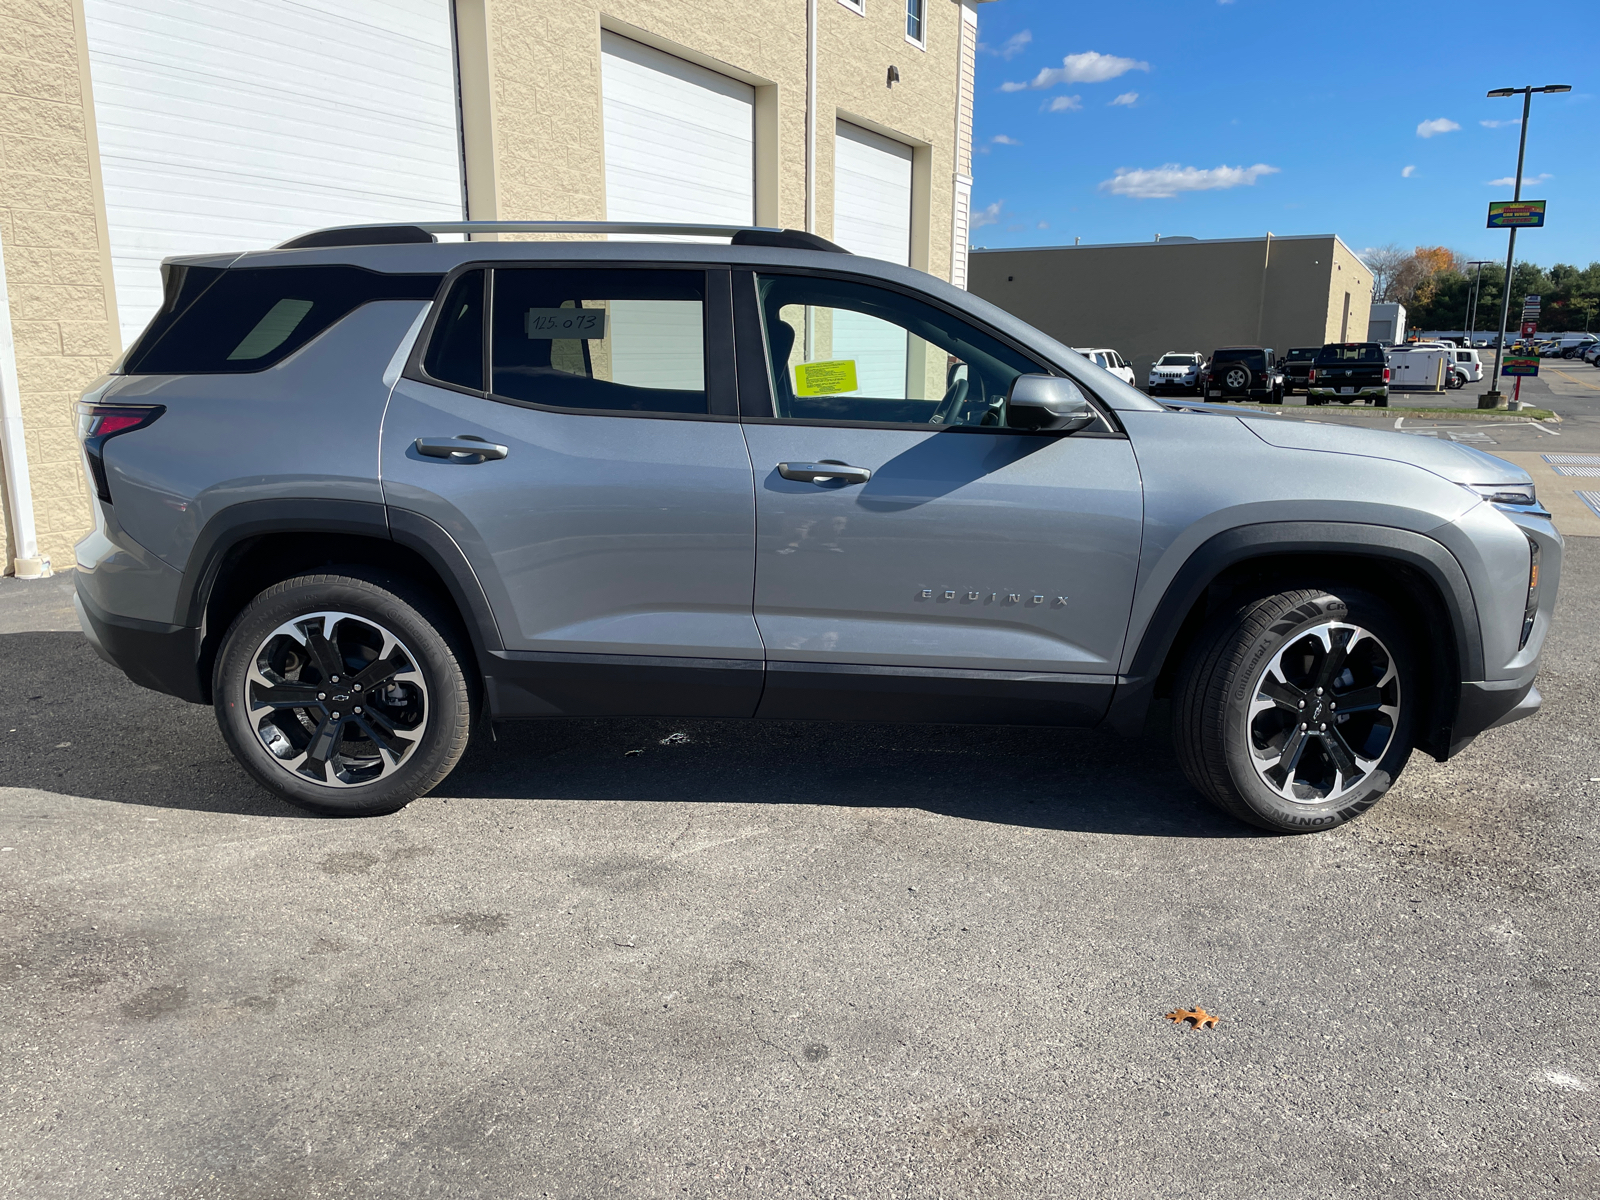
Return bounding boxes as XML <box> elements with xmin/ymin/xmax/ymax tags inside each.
<box><xmin>1174</xmin><ymin>587</ymin><xmax>1414</xmax><ymax>832</ymax></box>
<box><xmin>214</xmin><ymin>570</ymin><xmax>474</xmax><ymax>816</ymax></box>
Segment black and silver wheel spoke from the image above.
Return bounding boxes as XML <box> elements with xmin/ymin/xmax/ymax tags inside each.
<box><xmin>1246</xmin><ymin>620</ymin><xmax>1400</xmax><ymax>805</ymax></box>
<box><xmin>245</xmin><ymin>610</ymin><xmax>429</xmax><ymax>790</ymax></box>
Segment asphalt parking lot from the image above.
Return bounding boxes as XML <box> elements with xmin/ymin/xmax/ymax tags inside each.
<box><xmin>4</xmin><ymin>402</ymin><xmax>1599</xmax><ymax>1197</ymax></box>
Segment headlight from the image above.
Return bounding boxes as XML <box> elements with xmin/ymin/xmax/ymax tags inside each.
<box><xmin>1462</xmin><ymin>482</ymin><xmax>1538</xmax><ymax>508</ymax></box>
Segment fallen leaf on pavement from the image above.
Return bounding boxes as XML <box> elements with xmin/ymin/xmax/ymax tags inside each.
<box><xmin>1165</xmin><ymin>1006</ymin><xmax>1220</xmax><ymax>1030</ymax></box>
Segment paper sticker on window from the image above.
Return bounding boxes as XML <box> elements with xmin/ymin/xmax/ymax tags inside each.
<box><xmin>794</xmin><ymin>359</ymin><xmax>858</xmax><ymax>396</ymax></box>
<box><xmin>524</xmin><ymin>308</ymin><xmax>606</xmax><ymax>339</ymax></box>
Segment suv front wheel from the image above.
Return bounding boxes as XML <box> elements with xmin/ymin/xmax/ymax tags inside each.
<box><xmin>214</xmin><ymin>570</ymin><xmax>475</xmax><ymax>816</ymax></box>
<box><xmin>1174</xmin><ymin>587</ymin><xmax>1414</xmax><ymax>832</ymax></box>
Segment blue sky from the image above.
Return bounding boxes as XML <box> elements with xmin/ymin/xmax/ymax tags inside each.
<box><xmin>968</xmin><ymin>0</ymin><xmax>1597</xmax><ymax>265</ymax></box>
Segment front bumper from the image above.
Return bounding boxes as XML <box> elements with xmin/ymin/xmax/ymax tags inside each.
<box><xmin>75</xmin><ymin>584</ymin><xmax>206</xmax><ymax>703</ymax></box>
<box><xmin>1446</xmin><ymin>672</ymin><xmax>1541</xmax><ymax>758</ymax></box>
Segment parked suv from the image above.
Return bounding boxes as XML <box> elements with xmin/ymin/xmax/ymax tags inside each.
<box><xmin>74</xmin><ymin>221</ymin><xmax>1559</xmax><ymax>834</ymax></box>
<box><xmin>1146</xmin><ymin>352</ymin><xmax>1204</xmax><ymax>395</ymax></box>
<box><xmin>1074</xmin><ymin>347</ymin><xmax>1137</xmax><ymax>386</ymax></box>
<box><xmin>1201</xmin><ymin>347</ymin><xmax>1283</xmax><ymax>404</ymax></box>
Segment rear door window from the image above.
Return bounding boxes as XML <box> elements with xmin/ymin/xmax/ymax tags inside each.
<box><xmin>488</xmin><ymin>268</ymin><xmax>711</xmax><ymax>415</ymax></box>
<box><xmin>122</xmin><ymin>266</ymin><xmax>442</xmax><ymax>374</ymax></box>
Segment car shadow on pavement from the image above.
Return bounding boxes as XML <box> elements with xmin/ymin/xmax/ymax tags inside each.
<box><xmin>0</xmin><ymin>631</ymin><xmax>1261</xmax><ymax>838</ymax></box>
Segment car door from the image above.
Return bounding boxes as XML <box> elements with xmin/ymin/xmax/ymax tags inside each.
<box><xmin>733</xmin><ymin>269</ymin><xmax>1143</xmax><ymax>726</ymax></box>
<box><xmin>382</xmin><ymin>263</ymin><xmax>762</xmax><ymax>718</ymax></box>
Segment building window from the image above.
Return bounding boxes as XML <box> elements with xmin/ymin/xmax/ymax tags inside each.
<box><xmin>837</xmin><ymin>0</ymin><xmax>863</xmax><ymax>14</ymax></box>
<box><xmin>906</xmin><ymin>0</ymin><xmax>924</xmax><ymax>42</ymax></box>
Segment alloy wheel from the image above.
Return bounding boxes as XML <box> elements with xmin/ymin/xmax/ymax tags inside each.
<box><xmin>1225</xmin><ymin>367</ymin><xmax>1249</xmax><ymax>390</ymax></box>
<box><xmin>1245</xmin><ymin>621</ymin><xmax>1400</xmax><ymax>803</ymax></box>
<box><xmin>244</xmin><ymin>611</ymin><xmax>429</xmax><ymax>788</ymax></box>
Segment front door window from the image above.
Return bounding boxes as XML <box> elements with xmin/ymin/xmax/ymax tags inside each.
<box><xmin>755</xmin><ymin>273</ymin><xmax>1038</xmax><ymax>428</ymax></box>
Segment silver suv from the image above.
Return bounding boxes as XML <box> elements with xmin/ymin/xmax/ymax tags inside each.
<box><xmin>73</xmin><ymin>221</ymin><xmax>1560</xmax><ymax>833</ymax></box>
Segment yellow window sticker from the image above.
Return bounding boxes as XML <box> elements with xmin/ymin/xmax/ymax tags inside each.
<box><xmin>793</xmin><ymin>359</ymin><xmax>858</xmax><ymax>396</ymax></box>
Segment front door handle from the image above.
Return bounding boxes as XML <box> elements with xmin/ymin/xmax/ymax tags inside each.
<box><xmin>777</xmin><ymin>460</ymin><xmax>872</xmax><ymax>485</ymax></box>
<box><xmin>415</xmin><ymin>435</ymin><xmax>509</xmax><ymax>462</ymax></box>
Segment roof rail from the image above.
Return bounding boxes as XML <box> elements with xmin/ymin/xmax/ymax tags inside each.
<box><xmin>276</xmin><ymin>221</ymin><xmax>849</xmax><ymax>253</ymax></box>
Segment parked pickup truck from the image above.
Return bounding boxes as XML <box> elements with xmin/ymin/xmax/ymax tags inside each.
<box><xmin>1307</xmin><ymin>342</ymin><xmax>1390</xmax><ymax>407</ymax></box>
<box><xmin>1280</xmin><ymin>347</ymin><xmax>1319</xmax><ymax>394</ymax></box>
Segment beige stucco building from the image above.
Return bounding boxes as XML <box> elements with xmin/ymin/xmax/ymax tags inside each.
<box><xmin>969</xmin><ymin>234</ymin><xmax>1375</xmax><ymax>381</ymax></box>
<box><xmin>1</xmin><ymin>0</ymin><xmax>988</xmax><ymax>576</ymax></box>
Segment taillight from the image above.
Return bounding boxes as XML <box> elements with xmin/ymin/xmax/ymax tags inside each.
<box><xmin>1383</xmin><ymin>367</ymin><xmax>1391</xmax><ymax>382</ymax></box>
<box><xmin>76</xmin><ymin>403</ymin><xmax>164</xmax><ymax>503</ymax></box>
<box><xmin>1308</xmin><ymin>368</ymin><xmax>1316</xmax><ymax>382</ymax></box>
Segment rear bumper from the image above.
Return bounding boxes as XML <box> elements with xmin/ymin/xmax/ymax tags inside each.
<box><xmin>1308</xmin><ymin>386</ymin><xmax>1388</xmax><ymax>398</ymax></box>
<box><xmin>74</xmin><ymin>584</ymin><xmax>206</xmax><ymax>703</ymax></box>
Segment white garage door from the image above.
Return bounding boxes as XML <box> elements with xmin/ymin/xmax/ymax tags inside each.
<box><xmin>84</xmin><ymin>0</ymin><xmax>465</xmax><ymax>347</ymax></box>
<box><xmin>600</xmin><ymin>32</ymin><xmax>754</xmax><ymax>234</ymax></box>
<box><xmin>832</xmin><ymin>123</ymin><xmax>914</xmax><ymax>397</ymax></box>
<box><xmin>833</xmin><ymin>122</ymin><xmax>913</xmax><ymax>265</ymax></box>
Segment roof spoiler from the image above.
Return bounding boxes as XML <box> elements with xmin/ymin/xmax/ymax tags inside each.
<box><xmin>276</xmin><ymin>222</ymin><xmax>849</xmax><ymax>253</ymax></box>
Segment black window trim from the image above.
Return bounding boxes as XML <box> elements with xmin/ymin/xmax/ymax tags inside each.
<box><xmin>402</xmin><ymin>259</ymin><xmax>739</xmax><ymax>423</ymax></box>
<box><xmin>731</xmin><ymin>266</ymin><xmax>1125</xmax><ymax>438</ymax></box>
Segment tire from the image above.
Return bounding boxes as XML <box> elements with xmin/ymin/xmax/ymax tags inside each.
<box><xmin>213</xmin><ymin>569</ymin><xmax>476</xmax><ymax>816</ymax></box>
<box><xmin>1174</xmin><ymin>587</ymin><xmax>1415</xmax><ymax>833</ymax></box>
<box><xmin>1447</xmin><ymin>371</ymin><xmax>1465</xmax><ymax>390</ymax></box>
<box><xmin>1221</xmin><ymin>364</ymin><xmax>1252</xmax><ymax>395</ymax></box>
<box><xmin>1376</xmin><ymin>395</ymin><xmax>1389</xmax><ymax>408</ymax></box>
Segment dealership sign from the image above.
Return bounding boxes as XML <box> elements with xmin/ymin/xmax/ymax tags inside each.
<box><xmin>1501</xmin><ymin>355</ymin><xmax>1539</xmax><ymax>378</ymax></box>
<box><xmin>1488</xmin><ymin>201</ymin><xmax>1546</xmax><ymax>228</ymax></box>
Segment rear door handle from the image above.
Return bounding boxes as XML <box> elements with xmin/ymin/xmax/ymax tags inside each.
<box><xmin>777</xmin><ymin>461</ymin><xmax>872</xmax><ymax>485</ymax></box>
<box><xmin>415</xmin><ymin>435</ymin><xmax>508</xmax><ymax>462</ymax></box>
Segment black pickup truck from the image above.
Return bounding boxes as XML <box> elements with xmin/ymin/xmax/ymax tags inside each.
<box><xmin>1306</xmin><ymin>343</ymin><xmax>1390</xmax><ymax>406</ymax></box>
<box><xmin>1280</xmin><ymin>347</ymin><xmax>1319</xmax><ymax>394</ymax></box>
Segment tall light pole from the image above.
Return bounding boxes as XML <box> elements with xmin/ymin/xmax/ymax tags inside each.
<box><xmin>1482</xmin><ymin>84</ymin><xmax>1571</xmax><ymax>406</ymax></box>
<box><xmin>1465</xmin><ymin>260</ymin><xmax>1492</xmax><ymax>345</ymax></box>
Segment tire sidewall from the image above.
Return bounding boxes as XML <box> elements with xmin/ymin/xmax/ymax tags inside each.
<box><xmin>214</xmin><ymin>573</ymin><xmax>472</xmax><ymax>815</ymax></box>
<box><xmin>1219</xmin><ymin>590</ymin><xmax>1415</xmax><ymax>832</ymax></box>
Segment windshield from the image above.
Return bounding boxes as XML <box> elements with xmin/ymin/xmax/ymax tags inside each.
<box><xmin>1315</xmin><ymin>344</ymin><xmax>1386</xmax><ymax>364</ymax></box>
<box><xmin>1285</xmin><ymin>349</ymin><xmax>1317</xmax><ymax>361</ymax></box>
<box><xmin>1158</xmin><ymin>355</ymin><xmax>1196</xmax><ymax>365</ymax></box>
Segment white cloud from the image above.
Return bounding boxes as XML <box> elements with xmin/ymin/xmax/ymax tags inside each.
<box><xmin>1480</xmin><ymin>118</ymin><xmax>1521</xmax><ymax>128</ymax></box>
<box><xmin>1004</xmin><ymin>51</ymin><xmax>1149</xmax><ymax>91</ymax></box>
<box><xmin>1401</xmin><ymin>165</ymin><xmax>1416</xmax><ymax>178</ymax></box>
<box><xmin>1037</xmin><ymin>221</ymin><xmax>1049</xmax><ymax>230</ymax></box>
<box><xmin>1417</xmin><ymin>117</ymin><xmax>1461</xmax><ymax>138</ymax></box>
<box><xmin>1099</xmin><ymin>162</ymin><xmax>1281</xmax><ymax>199</ymax></box>
<box><xmin>971</xmin><ymin>201</ymin><xmax>1003</xmax><ymax>228</ymax></box>
<box><xmin>1109</xmin><ymin>92</ymin><xmax>1139</xmax><ymax>107</ymax></box>
<box><xmin>1486</xmin><ymin>173</ymin><xmax>1552</xmax><ymax>187</ymax></box>
<box><xmin>990</xmin><ymin>134</ymin><xmax>1022</xmax><ymax>146</ymax></box>
<box><xmin>980</xmin><ymin>30</ymin><xmax>1032</xmax><ymax>60</ymax></box>
<box><xmin>1047</xmin><ymin>95</ymin><xmax>1083</xmax><ymax>112</ymax></box>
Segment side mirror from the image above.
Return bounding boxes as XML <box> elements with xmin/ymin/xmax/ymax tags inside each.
<box><xmin>1006</xmin><ymin>374</ymin><xmax>1095</xmax><ymax>433</ymax></box>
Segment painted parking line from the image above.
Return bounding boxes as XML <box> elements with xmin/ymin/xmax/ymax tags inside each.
<box><xmin>1552</xmin><ymin>370</ymin><xmax>1600</xmax><ymax>392</ymax></box>
<box><xmin>1580</xmin><ymin>493</ymin><xmax>1600</xmax><ymax>521</ymax></box>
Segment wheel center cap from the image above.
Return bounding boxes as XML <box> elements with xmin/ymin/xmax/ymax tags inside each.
<box><xmin>331</xmin><ymin>693</ymin><xmax>350</xmax><ymax>704</ymax></box>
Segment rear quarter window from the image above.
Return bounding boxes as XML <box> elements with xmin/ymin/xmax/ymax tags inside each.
<box><xmin>122</xmin><ymin>266</ymin><xmax>442</xmax><ymax>375</ymax></box>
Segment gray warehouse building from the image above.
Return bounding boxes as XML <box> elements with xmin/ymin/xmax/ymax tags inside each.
<box><xmin>969</xmin><ymin>234</ymin><xmax>1374</xmax><ymax>382</ymax></box>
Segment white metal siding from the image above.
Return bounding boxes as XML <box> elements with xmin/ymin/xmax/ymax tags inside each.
<box><xmin>83</xmin><ymin>0</ymin><xmax>465</xmax><ymax>347</ymax></box>
<box><xmin>600</xmin><ymin>33</ymin><xmax>754</xmax><ymax>235</ymax></box>
<box><xmin>832</xmin><ymin>122</ymin><xmax>913</xmax><ymax>265</ymax></box>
